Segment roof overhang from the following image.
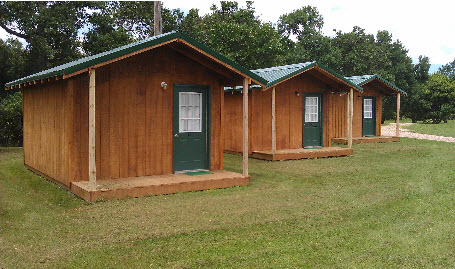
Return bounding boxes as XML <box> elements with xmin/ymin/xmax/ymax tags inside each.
<box><xmin>361</xmin><ymin>76</ymin><xmax>407</xmax><ymax>96</ymax></box>
<box><xmin>5</xmin><ymin>31</ymin><xmax>267</xmax><ymax>90</ymax></box>
<box><xmin>347</xmin><ymin>74</ymin><xmax>406</xmax><ymax>96</ymax></box>
<box><xmin>225</xmin><ymin>62</ymin><xmax>363</xmax><ymax>92</ymax></box>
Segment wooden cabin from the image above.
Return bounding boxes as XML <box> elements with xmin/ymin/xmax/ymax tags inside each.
<box><xmin>224</xmin><ymin>62</ymin><xmax>363</xmax><ymax>161</ymax></box>
<box><xmin>6</xmin><ymin>31</ymin><xmax>267</xmax><ymax>201</ymax></box>
<box><xmin>332</xmin><ymin>75</ymin><xmax>406</xmax><ymax>144</ymax></box>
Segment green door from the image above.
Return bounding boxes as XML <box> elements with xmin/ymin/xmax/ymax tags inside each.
<box><xmin>302</xmin><ymin>93</ymin><xmax>323</xmax><ymax>147</ymax></box>
<box><xmin>173</xmin><ymin>85</ymin><xmax>209</xmax><ymax>173</ymax></box>
<box><xmin>362</xmin><ymin>97</ymin><xmax>376</xmax><ymax>136</ymax></box>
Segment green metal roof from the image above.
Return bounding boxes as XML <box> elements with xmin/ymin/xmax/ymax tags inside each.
<box><xmin>255</xmin><ymin>62</ymin><xmax>362</xmax><ymax>91</ymax></box>
<box><xmin>225</xmin><ymin>61</ymin><xmax>363</xmax><ymax>92</ymax></box>
<box><xmin>6</xmin><ymin>31</ymin><xmax>268</xmax><ymax>88</ymax></box>
<box><xmin>345</xmin><ymin>74</ymin><xmax>406</xmax><ymax>95</ymax></box>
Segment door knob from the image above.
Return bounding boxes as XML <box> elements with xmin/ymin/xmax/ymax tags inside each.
<box><xmin>174</xmin><ymin>134</ymin><xmax>178</xmax><ymax>138</ymax></box>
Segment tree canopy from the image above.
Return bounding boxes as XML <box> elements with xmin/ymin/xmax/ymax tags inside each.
<box><xmin>0</xmin><ymin>1</ymin><xmax>453</xmax><ymax>145</ymax></box>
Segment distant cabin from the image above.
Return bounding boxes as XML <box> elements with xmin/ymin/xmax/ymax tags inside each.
<box><xmin>332</xmin><ymin>75</ymin><xmax>406</xmax><ymax>144</ymax></box>
<box><xmin>6</xmin><ymin>31</ymin><xmax>266</xmax><ymax>201</ymax></box>
<box><xmin>224</xmin><ymin>62</ymin><xmax>363</xmax><ymax>161</ymax></box>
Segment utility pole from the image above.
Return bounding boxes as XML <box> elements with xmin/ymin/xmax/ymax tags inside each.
<box><xmin>154</xmin><ymin>1</ymin><xmax>162</xmax><ymax>36</ymax></box>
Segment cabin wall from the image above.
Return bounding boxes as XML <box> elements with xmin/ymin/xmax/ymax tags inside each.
<box><xmin>70</xmin><ymin>46</ymin><xmax>225</xmax><ymax>182</ymax></box>
<box><xmin>274</xmin><ymin>74</ymin><xmax>332</xmax><ymax>149</ymax></box>
<box><xmin>329</xmin><ymin>94</ymin><xmax>349</xmax><ymax>139</ymax></box>
<box><xmin>224</xmin><ymin>72</ymin><xmax>345</xmax><ymax>153</ymax></box>
<box><xmin>331</xmin><ymin>85</ymin><xmax>383</xmax><ymax>138</ymax></box>
<box><xmin>352</xmin><ymin>86</ymin><xmax>383</xmax><ymax>137</ymax></box>
<box><xmin>23</xmin><ymin>80</ymin><xmax>72</xmax><ymax>186</ymax></box>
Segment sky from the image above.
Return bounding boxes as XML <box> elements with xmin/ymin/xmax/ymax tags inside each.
<box><xmin>1</xmin><ymin>0</ymin><xmax>454</xmax><ymax>72</ymax></box>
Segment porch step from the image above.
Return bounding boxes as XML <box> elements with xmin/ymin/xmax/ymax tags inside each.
<box><xmin>70</xmin><ymin>170</ymin><xmax>249</xmax><ymax>202</ymax></box>
<box><xmin>251</xmin><ymin>147</ymin><xmax>353</xmax><ymax>161</ymax></box>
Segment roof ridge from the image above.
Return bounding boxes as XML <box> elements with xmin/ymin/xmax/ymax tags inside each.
<box><xmin>345</xmin><ymin>74</ymin><xmax>406</xmax><ymax>95</ymax></box>
<box><xmin>252</xmin><ymin>61</ymin><xmax>315</xmax><ymax>73</ymax></box>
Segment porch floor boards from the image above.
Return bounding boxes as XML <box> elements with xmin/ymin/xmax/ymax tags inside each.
<box><xmin>332</xmin><ymin>136</ymin><xmax>399</xmax><ymax>144</ymax></box>
<box><xmin>70</xmin><ymin>170</ymin><xmax>249</xmax><ymax>202</ymax></box>
<box><xmin>251</xmin><ymin>147</ymin><xmax>353</xmax><ymax>161</ymax></box>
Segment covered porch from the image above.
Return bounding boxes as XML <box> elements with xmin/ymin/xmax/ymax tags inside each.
<box><xmin>251</xmin><ymin>147</ymin><xmax>353</xmax><ymax>161</ymax></box>
<box><xmin>71</xmin><ymin>170</ymin><xmax>249</xmax><ymax>202</ymax></box>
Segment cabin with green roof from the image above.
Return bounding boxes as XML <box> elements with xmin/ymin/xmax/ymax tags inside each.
<box><xmin>6</xmin><ymin>31</ymin><xmax>266</xmax><ymax>201</ymax></box>
<box><xmin>332</xmin><ymin>74</ymin><xmax>406</xmax><ymax>144</ymax></box>
<box><xmin>224</xmin><ymin>62</ymin><xmax>362</xmax><ymax>161</ymax></box>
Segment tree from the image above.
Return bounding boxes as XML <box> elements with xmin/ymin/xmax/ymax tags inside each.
<box><xmin>277</xmin><ymin>6</ymin><xmax>341</xmax><ymax>68</ymax></box>
<box><xmin>0</xmin><ymin>38</ymin><xmax>25</xmax><ymax>99</ymax></box>
<box><xmin>82</xmin><ymin>11</ymin><xmax>133</xmax><ymax>55</ymax></box>
<box><xmin>179</xmin><ymin>1</ymin><xmax>285</xmax><ymax>69</ymax></box>
<box><xmin>421</xmin><ymin>73</ymin><xmax>455</xmax><ymax>123</ymax></box>
<box><xmin>0</xmin><ymin>1</ymin><xmax>102</xmax><ymax>74</ymax></box>
<box><xmin>277</xmin><ymin>6</ymin><xmax>323</xmax><ymax>41</ymax></box>
<box><xmin>106</xmin><ymin>1</ymin><xmax>184</xmax><ymax>40</ymax></box>
<box><xmin>0</xmin><ymin>91</ymin><xmax>22</xmax><ymax>146</ymax></box>
<box><xmin>438</xmin><ymin>59</ymin><xmax>455</xmax><ymax>80</ymax></box>
<box><xmin>414</xmin><ymin>55</ymin><xmax>430</xmax><ymax>84</ymax></box>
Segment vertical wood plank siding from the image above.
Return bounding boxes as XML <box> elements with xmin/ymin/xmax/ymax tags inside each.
<box><xmin>23</xmin><ymin>80</ymin><xmax>71</xmax><ymax>185</ymax></box>
<box><xmin>24</xmin><ymin>45</ymin><xmax>227</xmax><ymax>184</ymax></box>
<box><xmin>224</xmin><ymin>71</ymin><xmax>346</xmax><ymax>153</ymax></box>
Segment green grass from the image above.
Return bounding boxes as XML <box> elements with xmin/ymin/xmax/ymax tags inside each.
<box><xmin>402</xmin><ymin>120</ymin><xmax>455</xmax><ymax>137</ymax></box>
<box><xmin>1</xmin><ymin>140</ymin><xmax>455</xmax><ymax>268</ymax></box>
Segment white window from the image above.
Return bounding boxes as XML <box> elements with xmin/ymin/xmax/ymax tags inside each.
<box><xmin>364</xmin><ymin>99</ymin><xmax>373</xmax><ymax>119</ymax></box>
<box><xmin>305</xmin><ymin>97</ymin><xmax>318</xmax><ymax>122</ymax></box>
<box><xmin>179</xmin><ymin>92</ymin><xmax>202</xmax><ymax>132</ymax></box>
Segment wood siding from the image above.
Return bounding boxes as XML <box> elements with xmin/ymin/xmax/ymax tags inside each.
<box><xmin>224</xmin><ymin>72</ymin><xmax>347</xmax><ymax>153</ymax></box>
<box><xmin>23</xmin><ymin>80</ymin><xmax>72</xmax><ymax>186</ymax></box>
<box><xmin>24</xmin><ymin>45</ymin><xmax>228</xmax><ymax>184</ymax></box>
<box><xmin>331</xmin><ymin>85</ymin><xmax>383</xmax><ymax>138</ymax></box>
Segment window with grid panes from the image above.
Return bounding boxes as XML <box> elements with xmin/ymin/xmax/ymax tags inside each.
<box><xmin>179</xmin><ymin>92</ymin><xmax>202</xmax><ymax>132</ymax></box>
<box><xmin>364</xmin><ymin>99</ymin><xmax>373</xmax><ymax>118</ymax></box>
<box><xmin>305</xmin><ymin>97</ymin><xmax>318</xmax><ymax>122</ymax></box>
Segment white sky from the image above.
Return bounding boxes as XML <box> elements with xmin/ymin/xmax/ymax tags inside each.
<box><xmin>1</xmin><ymin>0</ymin><xmax>454</xmax><ymax>66</ymax></box>
<box><xmin>164</xmin><ymin>0</ymin><xmax>455</xmax><ymax>66</ymax></box>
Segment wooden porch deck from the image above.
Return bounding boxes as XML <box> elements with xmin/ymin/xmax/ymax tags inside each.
<box><xmin>70</xmin><ymin>170</ymin><xmax>249</xmax><ymax>202</ymax></box>
<box><xmin>332</xmin><ymin>136</ymin><xmax>399</xmax><ymax>144</ymax></box>
<box><xmin>251</xmin><ymin>147</ymin><xmax>353</xmax><ymax>161</ymax></box>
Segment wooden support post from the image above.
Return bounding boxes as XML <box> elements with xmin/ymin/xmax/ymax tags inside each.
<box><xmin>271</xmin><ymin>87</ymin><xmax>276</xmax><ymax>154</ymax></box>
<box><xmin>88</xmin><ymin>69</ymin><xmax>96</xmax><ymax>190</ymax></box>
<box><xmin>243</xmin><ymin>78</ymin><xmax>249</xmax><ymax>177</ymax></box>
<box><xmin>396</xmin><ymin>93</ymin><xmax>401</xmax><ymax>137</ymax></box>
<box><xmin>154</xmin><ymin>1</ymin><xmax>162</xmax><ymax>36</ymax></box>
<box><xmin>347</xmin><ymin>88</ymin><xmax>354</xmax><ymax>149</ymax></box>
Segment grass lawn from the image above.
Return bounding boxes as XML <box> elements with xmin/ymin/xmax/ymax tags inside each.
<box><xmin>402</xmin><ymin>120</ymin><xmax>455</xmax><ymax>137</ymax></box>
<box><xmin>1</xmin><ymin>139</ymin><xmax>455</xmax><ymax>268</ymax></box>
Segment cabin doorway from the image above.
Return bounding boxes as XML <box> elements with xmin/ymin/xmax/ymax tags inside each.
<box><xmin>173</xmin><ymin>84</ymin><xmax>210</xmax><ymax>173</ymax></box>
<box><xmin>362</xmin><ymin>96</ymin><xmax>376</xmax><ymax>136</ymax></box>
<box><xmin>302</xmin><ymin>93</ymin><xmax>323</xmax><ymax>147</ymax></box>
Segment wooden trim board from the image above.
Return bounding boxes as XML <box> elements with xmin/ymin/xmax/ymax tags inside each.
<box><xmin>251</xmin><ymin>147</ymin><xmax>353</xmax><ymax>161</ymax></box>
<box><xmin>332</xmin><ymin>136</ymin><xmax>400</xmax><ymax>144</ymax></box>
<box><xmin>70</xmin><ymin>170</ymin><xmax>250</xmax><ymax>202</ymax></box>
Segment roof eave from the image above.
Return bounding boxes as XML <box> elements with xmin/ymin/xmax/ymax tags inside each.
<box><xmin>6</xmin><ymin>31</ymin><xmax>268</xmax><ymax>89</ymax></box>
<box><xmin>361</xmin><ymin>75</ymin><xmax>406</xmax><ymax>96</ymax></box>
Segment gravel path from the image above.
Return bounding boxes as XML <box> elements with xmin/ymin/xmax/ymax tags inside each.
<box><xmin>382</xmin><ymin>123</ymin><xmax>455</xmax><ymax>143</ymax></box>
